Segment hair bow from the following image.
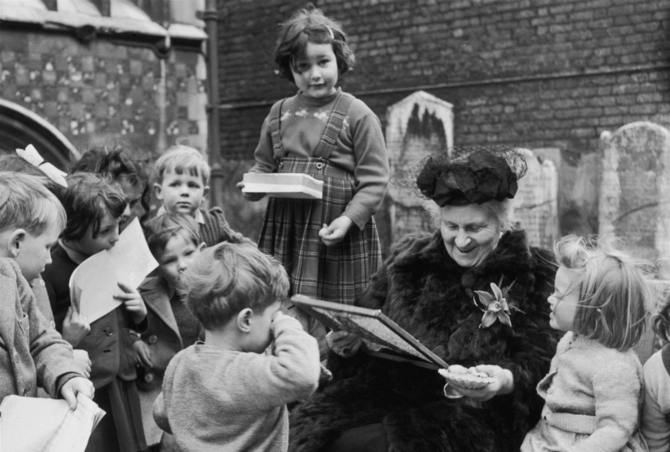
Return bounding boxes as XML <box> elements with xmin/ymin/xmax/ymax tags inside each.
<box><xmin>16</xmin><ymin>144</ymin><xmax>68</xmax><ymax>187</ymax></box>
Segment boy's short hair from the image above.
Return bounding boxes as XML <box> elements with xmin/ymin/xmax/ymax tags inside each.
<box><xmin>183</xmin><ymin>242</ymin><xmax>289</xmax><ymax>330</ymax></box>
<box><xmin>61</xmin><ymin>172</ymin><xmax>127</xmax><ymax>241</ymax></box>
<box><xmin>0</xmin><ymin>171</ymin><xmax>66</xmax><ymax>235</ymax></box>
<box><xmin>143</xmin><ymin>213</ymin><xmax>201</xmax><ymax>261</ymax></box>
<box><xmin>153</xmin><ymin>145</ymin><xmax>210</xmax><ymax>186</ymax></box>
<box><xmin>274</xmin><ymin>6</ymin><xmax>355</xmax><ymax>83</ymax></box>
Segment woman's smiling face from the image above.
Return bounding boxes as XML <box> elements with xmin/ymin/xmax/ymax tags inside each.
<box><xmin>439</xmin><ymin>204</ymin><xmax>503</xmax><ymax>268</ymax></box>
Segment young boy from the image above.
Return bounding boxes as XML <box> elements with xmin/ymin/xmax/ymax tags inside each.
<box><xmin>0</xmin><ymin>171</ymin><xmax>93</xmax><ymax>407</ymax></box>
<box><xmin>152</xmin><ymin>144</ymin><xmax>243</xmax><ymax>246</ymax></box>
<box><xmin>134</xmin><ymin>213</ymin><xmax>205</xmax><ymax>449</ymax></box>
<box><xmin>153</xmin><ymin>241</ymin><xmax>320</xmax><ymax>452</ymax></box>
<box><xmin>42</xmin><ymin>172</ymin><xmax>148</xmax><ymax>452</ymax></box>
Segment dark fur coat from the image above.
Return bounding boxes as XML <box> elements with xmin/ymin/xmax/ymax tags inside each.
<box><xmin>289</xmin><ymin>230</ymin><xmax>559</xmax><ymax>452</ymax></box>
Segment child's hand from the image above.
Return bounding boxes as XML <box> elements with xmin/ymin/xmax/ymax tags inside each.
<box><xmin>62</xmin><ymin>306</ymin><xmax>90</xmax><ymax>347</ymax></box>
<box><xmin>72</xmin><ymin>349</ymin><xmax>92</xmax><ymax>378</ymax></box>
<box><xmin>60</xmin><ymin>376</ymin><xmax>94</xmax><ymax>410</ymax></box>
<box><xmin>114</xmin><ymin>282</ymin><xmax>147</xmax><ymax>323</ymax></box>
<box><xmin>270</xmin><ymin>310</ymin><xmax>287</xmax><ymax>331</ymax></box>
<box><xmin>318</xmin><ymin>216</ymin><xmax>353</xmax><ymax>246</ymax></box>
<box><xmin>236</xmin><ymin>181</ymin><xmax>266</xmax><ymax>201</ymax></box>
<box><xmin>133</xmin><ymin>340</ymin><xmax>154</xmax><ymax>368</ymax></box>
<box><xmin>325</xmin><ymin>330</ymin><xmax>362</xmax><ymax>357</ymax></box>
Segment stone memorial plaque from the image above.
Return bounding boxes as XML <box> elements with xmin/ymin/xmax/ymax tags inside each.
<box><xmin>384</xmin><ymin>91</ymin><xmax>453</xmax><ymax>242</ymax></box>
<box><xmin>512</xmin><ymin>148</ymin><xmax>559</xmax><ymax>249</ymax></box>
<box><xmin>599</xmin><ymin>121</ymin><xmax>670</xmax><ymax>278</ymax></box>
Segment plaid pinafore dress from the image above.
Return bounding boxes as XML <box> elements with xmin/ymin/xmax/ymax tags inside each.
<box><xmin>258</xmin><ymin>91</ymin><xmax>382</xmax><ymax>308</ymax></box>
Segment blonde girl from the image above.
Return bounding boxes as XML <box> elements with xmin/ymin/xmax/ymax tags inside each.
<box><xmin>522</xmin><ymin>235</ymin><xmax>648</xmax><ymax>452</ymax></box>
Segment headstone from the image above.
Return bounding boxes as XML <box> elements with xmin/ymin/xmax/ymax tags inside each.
<box><xmin>536</xmin><ymin>147</ymin><xmax>600</xmax><ymax>237</ymax></box>
<box><xmin>598</xmin><ymin>121</ymin><xmax>670</xmax><ymax>278</ymax></box>
<box><xmin>512</xmin><ymin>148</ymin><xmax>559</xmax><ymax>249</ymax></box>
<box><xmin>383</xmin><ymin>91</ymin><xmax>453</xmax><ymax>244</ymax></box>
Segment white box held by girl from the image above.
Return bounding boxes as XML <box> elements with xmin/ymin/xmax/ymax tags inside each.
<box><xmin>242</xmin><ymin>173</ymin><xmax>324</xmax><ymax>200</ymax></box>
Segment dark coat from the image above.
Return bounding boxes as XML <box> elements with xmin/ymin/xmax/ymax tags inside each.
<box><xmin>289</xmin><ymin>230</ymin><xmax>559</xmax><ymax>452</ymax></box>
<box><xmin>135</xmin><ymin>274</ymin><xmax>203</xmax><ymax>390</ymax></box>
<box><xmin>43</xmin><ymin>242</ymin><xmax>139</xmax><ymax>388</ymax></box>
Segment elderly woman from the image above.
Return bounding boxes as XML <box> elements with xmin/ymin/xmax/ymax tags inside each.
<box><xmin>289</xmin><ymin>150</ymin><xmax>559</xmax><ymax>452</ymax></box>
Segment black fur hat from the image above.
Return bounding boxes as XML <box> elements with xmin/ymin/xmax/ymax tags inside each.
<box><xmin>416</xmin><ymin>148</ymin><xmax>527</xmax><ymax>206</ymax></box>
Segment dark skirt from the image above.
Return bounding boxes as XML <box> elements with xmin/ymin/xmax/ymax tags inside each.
<box><xmin>258</xmin><ymin>157</ymin><xmax>381</xmax><ymax>306</ymax></box>
<box><xmin>86</xmin><ymin>378</ymin><xmax>146</xmax><ymax>452</ymax></box>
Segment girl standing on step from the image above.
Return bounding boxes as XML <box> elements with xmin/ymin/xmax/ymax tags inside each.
<box><xmin>239</xmin><ymin>6</ymin><xmax>389</xmax><ymax>351</ymax></box>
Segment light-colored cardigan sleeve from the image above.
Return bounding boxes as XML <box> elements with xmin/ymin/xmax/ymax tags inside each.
<box><xmin>0</xmin><ymin>259</ymin><xmax>79</xmax><ymax>397</ymax></box>
<box><xmin>229</xmin><ymin>313</ymin><xmax>320</xmax><ymax>410</ymax></box>
<box><xmin>571</xmin><ymin>355</ymin><xmax>643</xmax><ymax>452</ymax></box>
<box><xmin>642</xmin><ymin>350</ymin><xmax>670</xmax><ymax>452</ymax></box>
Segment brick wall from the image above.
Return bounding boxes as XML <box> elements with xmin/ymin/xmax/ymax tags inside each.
<box><xmin>218</xmin><ymin>0</ymin><xmax>670</xmax><ymax>159</ymax></box>
<box><xmin>0</xmin><ymin>28</ymin><xmax>207</xmax><ymax>167</ymax></box>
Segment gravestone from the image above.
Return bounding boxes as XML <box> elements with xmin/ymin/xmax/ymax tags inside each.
<box><xmin>382</xmin><ymin>91</ymin><xmax>453</xmax><ymax>246</ymax></box>
<box><xmin>512</xmin><ymin>148</ymin><xmax>559</xmax><ymax>249</ymax></box>
<box><xmin>598</xmin><ymin>121</ymin><xmax>670</xmax><ymax>278</ymax></box>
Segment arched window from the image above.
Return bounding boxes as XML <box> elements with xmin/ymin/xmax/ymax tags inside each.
<box><xmin>0</xmin><ymin>99</ymin><xmax>79</xmax><ymax>168</ymax></box>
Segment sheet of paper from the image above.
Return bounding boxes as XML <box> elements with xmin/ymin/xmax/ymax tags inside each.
<box><xmin>0</xmin><ymin>394</ymin><xmax>105</xmax><ymax>452</ymax></box>
<box><xmin>69</xmin><ymin>217</ymin><xmax>158</xmax><ymax>321</ymax></box>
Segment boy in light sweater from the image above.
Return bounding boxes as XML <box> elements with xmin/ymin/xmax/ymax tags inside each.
<box><xmin>153</xmin><ymin>241</ymin><xmax>320</xmax><ymax>452</ymax></box>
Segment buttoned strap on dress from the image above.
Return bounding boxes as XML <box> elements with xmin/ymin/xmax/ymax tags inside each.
<box><xmin>258</xmin><ymin>91</ymin><xmax>382</xmax><ymax>310</ymax></box>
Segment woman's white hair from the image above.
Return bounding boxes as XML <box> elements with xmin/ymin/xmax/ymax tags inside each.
<box><xmin>429</xmin><ymin>198</ymin><xmax>515</xmax><ymax>231</ymax></box>
<box><xmin>481</xmin><ymin>198</ymin><xmax>515</xmax><ymax>231</ymax></box>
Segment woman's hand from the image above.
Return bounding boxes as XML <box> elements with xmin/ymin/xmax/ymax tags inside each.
<box><xmin>326</xmin><ymin>330</ymin><xmax>362</xmax><ymax>357</ymax></box>
<box><xmin>236</xmin><ymin>181</ymin><xmax>266</xmax><ymax>201</ymax></box>
<box><xmin>319</xmin><ymin>216</ymin><xmax>353</xmax><ymax>246</ymax></box>
<box><xmin>133</xmin><ymin>340</ymin><xmax>154</xmax><ymax>368</ymax></box>
<box><xmin>62</xmin><ymin>306</ymin><xmax>90</xmax><ymax>347</ymax></box>
<box><xmin>440</xmin><ymin>364</ymin><xmax>514</xmax><ymax>402</ymax></box>
<box><xmin>114</xmin><ymin>282</ymin><xmax>147</xmax><ymax>324</ymax></box>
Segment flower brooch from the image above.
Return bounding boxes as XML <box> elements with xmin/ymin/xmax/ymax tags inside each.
<box><xmin>473</xmin><ymin>281</ymin><xmax>523</xmax><ymax>328</ymax></box>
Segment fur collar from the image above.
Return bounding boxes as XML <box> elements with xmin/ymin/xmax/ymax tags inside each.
<box><xmin>382</xmin><ymin>230</ymin><xmax>554</xmax><ymax>356</ymax></box>
<box><xmin>391</xmin><ymin>229</ymin><xmax>537</xmax><ymax>292</ymax></box>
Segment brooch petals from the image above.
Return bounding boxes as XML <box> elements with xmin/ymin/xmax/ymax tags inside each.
<box><xmin>474</xmin><ymin>281</ymin><xmax>518</xmax><ymax>329</ymax></box>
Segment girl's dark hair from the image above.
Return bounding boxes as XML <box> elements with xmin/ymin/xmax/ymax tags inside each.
<box><xmin>61</xmin><ymin>172</ymin><xmax>127</xmax><ymax>241</ymax></box>
<box><xmin>274</xmin><ymin>6</ymin><xmax>355</xmax><ymax>83</ymax></box>
<box><xmin>72</xmin><ymin>146</ymin><xmax>147</xmax><ymax>187</ymax></box>
<box><xmin>72</xmin><ymin>146</ymin><xmax>150</xmax><ymax>221</ymax></box>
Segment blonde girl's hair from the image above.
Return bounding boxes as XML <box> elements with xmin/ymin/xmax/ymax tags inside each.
<box><xmin>182</xmin><ymin>241</ymin><xmax>289</xmax><ymax>330</ymax></box>
<box><xmin>554</xmin><ymin>235</ymin><xmax>649</xmax><ymax>351</ymax></box>
<box><xmin>0</xmin><ymin>171</ymin><xmax>66</xmax><ymax>235</ymax></box>
<box><xmin>274</xmin><ymin>6</ymin><xmax>355</xmax><ymax>83</ymax></box>
<box><xmin>153</xmin><ymin>145</ymin><xmax>210</xmax><ymax>186</ymax></box>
